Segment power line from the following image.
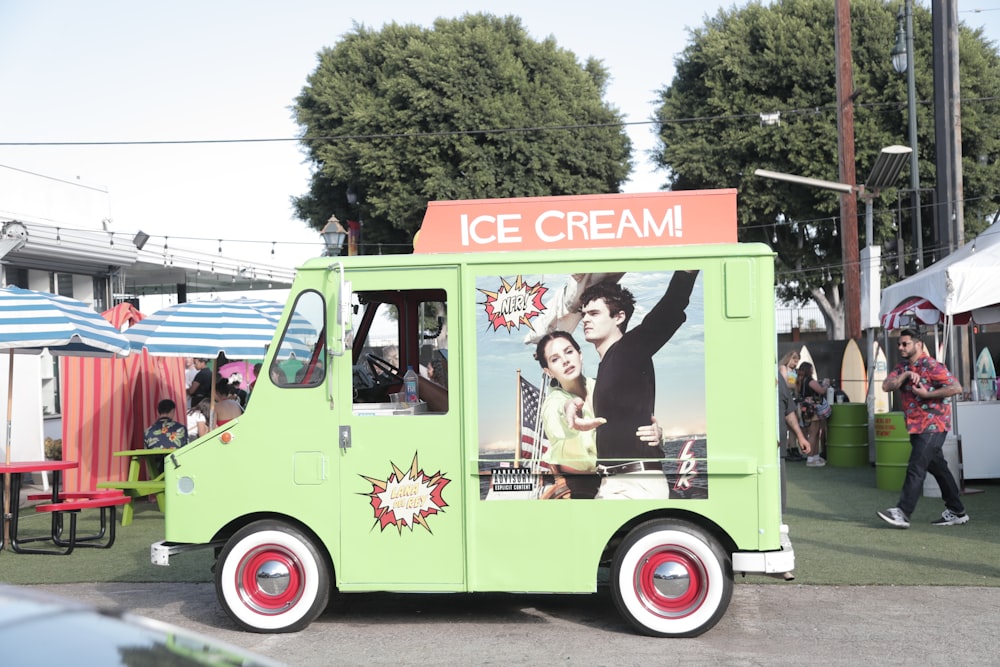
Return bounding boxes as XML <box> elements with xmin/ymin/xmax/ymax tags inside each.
<box><xmin>0</xmin><ymin>163</ymin><xmax>109</xmax><ymax>193</ymax></box>
<box><xmin>0</xmin><ymin>120</ymin><xmax>648</xmax><ymax>147</ymax></box>
<box><xmin>2</xmin><ymin>95</ymin><xmax>999</xmax><ymax>147</ymax></box>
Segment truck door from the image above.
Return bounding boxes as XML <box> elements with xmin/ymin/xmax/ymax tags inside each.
<box><xmin>335</xmin><ymin>266</ymin><xmax>464</xmax><ymax>588</ymax></box>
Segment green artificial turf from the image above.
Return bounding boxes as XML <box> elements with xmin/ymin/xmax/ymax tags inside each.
<box><xmin>2</xmin><ymin>464</ymin><xmax>998</xmax><ymax>587</ymax></box>
<box><xmin>0</xmin><ymin>501</ymin><xmax>214</xmax><ymax>584</ymax></box>
<box><xmin>745</xmin><ymin>460</ymin><xmax>1000</xmax><ymax>586</ymax></box>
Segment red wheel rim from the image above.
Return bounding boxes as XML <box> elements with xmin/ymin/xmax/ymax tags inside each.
<box><xmin>236</xmin><ymin>544</ymin><xmax>304</xmax><ymax>614</ymax></box>
<box><xmin>634</xmin><ymin>546</ymin><xmax>707</xmax><ymax>618</ymax></box>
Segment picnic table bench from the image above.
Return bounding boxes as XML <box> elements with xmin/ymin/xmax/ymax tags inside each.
<box><xmin>30</xmin><ymin>493</ymin><xmax>131</xmax><ymax>555</ymax></box>
<box><xmin>97</xmin><ymin>448</ymin><xmax>174</xmax><ymax>526</ymax></box>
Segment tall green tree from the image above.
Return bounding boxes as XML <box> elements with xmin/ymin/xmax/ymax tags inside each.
<box><xmin>653</xmin><ymin>0</ymin><xmax>1000</xmax><ymax>336</ymax></box>
<box><xmin>293</xmin><ymin>13</ymin><xmax>631</xmax><ymax>253</ymax></box>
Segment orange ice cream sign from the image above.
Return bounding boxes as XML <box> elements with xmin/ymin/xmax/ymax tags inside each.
<box><xmin>413</xmin><ymin>190</ymin><xmax>737</xmax><ymax>253</ymax></box>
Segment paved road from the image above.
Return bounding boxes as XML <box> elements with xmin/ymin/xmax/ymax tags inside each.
<box><xmin>25</xmin><ymin>583</ymin><xmax>1000</xmax><ymax>666</ymax></box>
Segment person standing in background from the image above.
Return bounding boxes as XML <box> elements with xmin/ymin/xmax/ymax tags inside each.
<box><xmin>795</xmin><ymin>362</ymin><xmax>827</xmax><ymax>468</ymax></box>
<box><xmin>779</xmin><ymin>350</ymin><xmax>805</xmax><ymax>461</ymax></box>
<box><xmin>776</xmin><ymin>352</ymin><xmax>811</xmax><ymax>581</ymax></box>
<box><xmin>184</xmin><ymin>357</ymin><xmax>197</xmax><ymax>390</ymax></box>
<box><xmin>778</xmin><ymin>350</ymin><xmax>812</xmax><ymax>469</ymax></box>
<box><xmin>877</xmin><ymin>329</ymin><xmax>968</xmax><ymax>529</ymax></box>
<box><xmin>186</xmin><ymin>358</ymin><xmax>212</xmax><ymax>408</ymax></box>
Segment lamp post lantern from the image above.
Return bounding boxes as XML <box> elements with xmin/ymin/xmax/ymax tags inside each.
<box><xmin>891</xmin><ymin>0</ymin><xmax>924</xmax><ymax>273</ymax></box>
<box><xmin>321</xmin><ymin>216</ymin><xmax>348</xmax><ymax>257</ymax></box>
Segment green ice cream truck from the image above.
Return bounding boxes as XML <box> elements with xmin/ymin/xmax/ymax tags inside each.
<box><xmin>152</xmin><ymin>190</ymin><xmax>793</xmax><ymax>637</ymax></box>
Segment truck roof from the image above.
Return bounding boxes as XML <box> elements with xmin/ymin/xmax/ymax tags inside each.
<box><xmin>297</xmin><ymin>240</ymin><xmax>774</xmax><ymax>272</ymax></box>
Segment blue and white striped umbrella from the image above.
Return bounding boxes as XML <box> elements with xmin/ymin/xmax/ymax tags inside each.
<box><xmin>204</xmin><ymin>296</ymin><xmax>320</xmax><ymax>360</ymax></box>
<box><xmin>237</xmin><ymin>298</ymin><xmax>318</xmax><ymax>360</ymax></box>
<box><xmin>0</xmin><ymin>286</ymin><xmax>131</xmax><ymax>358</ymax></box>
<box><xmin>125</xmin><ymin>297</ymin><xmax>288</xmax><ymax>360</ymax></box>
<box><xmin>0</xmin><ymin>286</ymin><xmax>131</xmax><ymax>465</ymax></box>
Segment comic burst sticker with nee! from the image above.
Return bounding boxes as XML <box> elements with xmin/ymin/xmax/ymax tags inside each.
<box><xmin>478</xmin><ymin>275</ymin><xmax>547</xmax><ymax>331</ymax></box>
<box><xmin>361</xmin><ymin>454</ymin><xmax>450</xmax><ymax>534</ymax></box>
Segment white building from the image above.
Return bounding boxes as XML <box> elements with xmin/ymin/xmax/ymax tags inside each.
<box><xmin>1</xmin><ymin>167</ymin><xmax>298</xmax><ymax>461</ymax></box>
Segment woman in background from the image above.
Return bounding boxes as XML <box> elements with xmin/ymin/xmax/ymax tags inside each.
<box><xmin>779</xmin><ymin>350</ymin><xmax>805</xmax><ymax>461</ymax></box>
<box><xmin>213</xmin><ymin>380</ymin><xmax>244</xmax><ymax>426</ymax></box>
<box><xmin>796</xmin><ymin>361</ymin><xmax>827</xmax><ymax>468</ymax></box>
<box><xmin>187</xmin><ymin>398</ymin><xmax>211</xmax><ymax>440</ymax></box>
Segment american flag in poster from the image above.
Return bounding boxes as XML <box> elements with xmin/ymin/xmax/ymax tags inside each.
<box><xmin>519</xmin><ymin>375</ymin><xmax>550</xmax><ymax>465</ymax></box>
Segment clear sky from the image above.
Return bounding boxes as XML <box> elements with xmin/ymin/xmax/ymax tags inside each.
<box><xmin>1</xmin><ymin>0</ymin><xmax>998</xmax><ymax>282</ymax></box>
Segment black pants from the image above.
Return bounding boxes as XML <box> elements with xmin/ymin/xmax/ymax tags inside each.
<box><xmin>897</xmin><ymin>431</ymin><xmax>964</xmax><ymax>517</ymax></box>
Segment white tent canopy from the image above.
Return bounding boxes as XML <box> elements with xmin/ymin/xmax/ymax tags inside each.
<box><xmin>879</xmin><ymin>221</ymin><xmax>1000</xmax><ymax>327</ymax></box>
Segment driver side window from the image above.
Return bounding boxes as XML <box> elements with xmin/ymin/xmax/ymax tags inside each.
<box><xmin>351</xmin><ymin>290</ymin><xmax>448</xmax><ymax>414</ymax></box>
<box><xmin>353</xmin><ymin>302</ymin><xmax>400</xmax><ymax>402</ymax></box>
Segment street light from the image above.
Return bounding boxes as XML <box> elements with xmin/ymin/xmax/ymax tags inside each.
<box><xmin>864</xmin><ymin>145</ymin><xmax>911</xmax><ymax>192</ymax></box>
<box><xmin>859</xmin><ymin>145</ymin><xmax>911</xmax><ymax>330</ymax></box>
<box><xmin>752</xmin><ymin>170</ymin><xmax>852</xmax><ymax>193</ymax></box>
<box><xmin>891</xmin><ymin>0</ymin><xmax>923</xmax><ymax>272</ymax></box>
<box><xmin>321</xmin><ymin>216</ymin><xmax>347</xmax><ymax>257</ymax></box>
<box><xmin>860</xmin><ymin>145</ymin><xmax>910</xmax><ymax>452</ymax></box>
<box><xmin>754</xmin><ymin>145</ymin><xmax>910</xmax><ymax>331</ymax></box>
<box><xmin>755</xmin><ymin>145</ymin><xmax>910</xmax><ymax>449</ymax></box>
<box><xmin>891</xmin><ymin>11</ymin><xmax>907</xmax><ymax>73</ymax></box>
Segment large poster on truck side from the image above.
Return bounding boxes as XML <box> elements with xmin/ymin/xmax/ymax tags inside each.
<box><xmin>476</xmin><ymin>269</ymin><xmax>707</xmax><ymax>501</ymax></box>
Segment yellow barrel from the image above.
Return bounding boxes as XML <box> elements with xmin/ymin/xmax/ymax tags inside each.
<box><xmin>826</xmin><ymin>402</ymin><xmax>868</xmax><ymax>467</ymax></box>
<box><xmin>874</xmin><ymin>412</ymin><xmax>910</xmax><ymax>491</ymax></box>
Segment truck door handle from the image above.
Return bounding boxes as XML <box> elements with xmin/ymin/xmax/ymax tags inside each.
<box><xmin>339</xmin><ymin>425</ymin><xmax>351</xmax><ymax>450</ymax></box>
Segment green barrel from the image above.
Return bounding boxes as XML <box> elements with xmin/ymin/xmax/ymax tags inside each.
<box><xmin>826</xmin><ymin>402</ymin><xmax>868</xmax><ymax>467</ymax></box>
<box><xmin>875</xmin><ymin>412</ymin><xmax>910</xmax><ymax>491</ymax></box>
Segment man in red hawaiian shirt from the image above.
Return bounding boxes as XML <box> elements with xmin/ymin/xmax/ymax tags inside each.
<box><xmin>877</xmin><ymin>329</ymin><xmax>968</xmax><ymax>529</ymax></box>
<box><xmin>144</xmin><ymin>399</ymin><xmax>187</xmax><ymax>449</ymax></box>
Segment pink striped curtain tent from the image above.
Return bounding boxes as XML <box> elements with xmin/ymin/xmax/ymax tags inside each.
<box><xmin>60</xmin><ymin>303</ymin><xmax>186</xmax><ymax>492</ymax></box>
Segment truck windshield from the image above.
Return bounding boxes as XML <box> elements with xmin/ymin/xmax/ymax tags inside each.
<box><xmin>269</xmin><ymin>290</ymin><xmax>326</xmax><ymax>387</ymax></box>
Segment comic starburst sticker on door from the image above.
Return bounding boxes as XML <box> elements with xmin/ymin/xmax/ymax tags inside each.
<box><xmin>361</xmin><ymin>453</ymin><xmax>450</xmax><ymax>534</ymax></box>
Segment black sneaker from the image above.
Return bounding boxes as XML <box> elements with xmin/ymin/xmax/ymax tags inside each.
<box><xmin>931</xmin><ymin>509</ymin><xmax>969</xmax><ymax>526</ymax></box>
<box><xmin>877</xmin><ymin>507</ymin><xmax>910</xmax><ymax>528</ymax></box>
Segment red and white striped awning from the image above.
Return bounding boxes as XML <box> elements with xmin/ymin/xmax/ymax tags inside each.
<box><xmin>880</xmin><ymin>297</ymin><xmax>970</xmax><ymax>330</ymax></box>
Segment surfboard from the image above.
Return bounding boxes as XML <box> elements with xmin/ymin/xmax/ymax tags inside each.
<box><xmin>797</xmin><ymin>345</ymin><xmax>816</xmax><ymax>375</ymax></box>
<box><xmin>975</xmin><ymin>347</ymin><xmax>996</xmax><ymax>401</ymax></box>
<box><xmin>873</xmin><ymin>341</ymin><xmax>890</xmax><ymax>412</ymax></box>
<box><xmin>839</xmin><ymin>339</ymin><xmax>866</xmax><ymax>405</ymax></box>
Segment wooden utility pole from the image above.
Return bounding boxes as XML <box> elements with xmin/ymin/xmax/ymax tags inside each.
<box><xmin>932</xmin><ymin>0</ymin><xmax>969</xmax><ymax>388</ymax></box>
<box><xmin>932</xmin><ymin>0</ymin><xmax>964</xmax><ymax>257</ymax></box>
<box><xmin>834</xmin><ymin>0</ymin><xmax>861</xmax><ymax>341</ymax></box>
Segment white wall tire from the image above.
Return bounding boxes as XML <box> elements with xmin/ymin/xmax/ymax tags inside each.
<box><xmin>215</xmin><ymin>520</ymin><xmax>330</xmax><ymax>633</ymax></box>
<box><xmin>611</xmin><ymin>519</ymin><xmax>732</xmax><ymax>637</ymax></box>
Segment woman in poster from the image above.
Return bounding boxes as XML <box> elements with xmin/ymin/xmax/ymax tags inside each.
<box><xmin>535</xmin><ymin>331</ymin><xmax>604</xmax><ymax>498</ymax></box>
<box><xmin>534</xmin><ymin>330</ymin><xmax>663</xmax><ymax>498</ymax></box>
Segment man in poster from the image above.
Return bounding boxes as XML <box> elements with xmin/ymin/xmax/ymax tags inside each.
<box><xmin>579</xmin><ymin>270</ymin><xmax>700</xmax><ymax>499</ymax></box>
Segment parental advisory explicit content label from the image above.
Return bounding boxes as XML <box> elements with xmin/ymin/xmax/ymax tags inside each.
<box><xmin>490</xmin><ymin>467</ymin><xmax>534</xmax><ymax>492</ymax></box>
